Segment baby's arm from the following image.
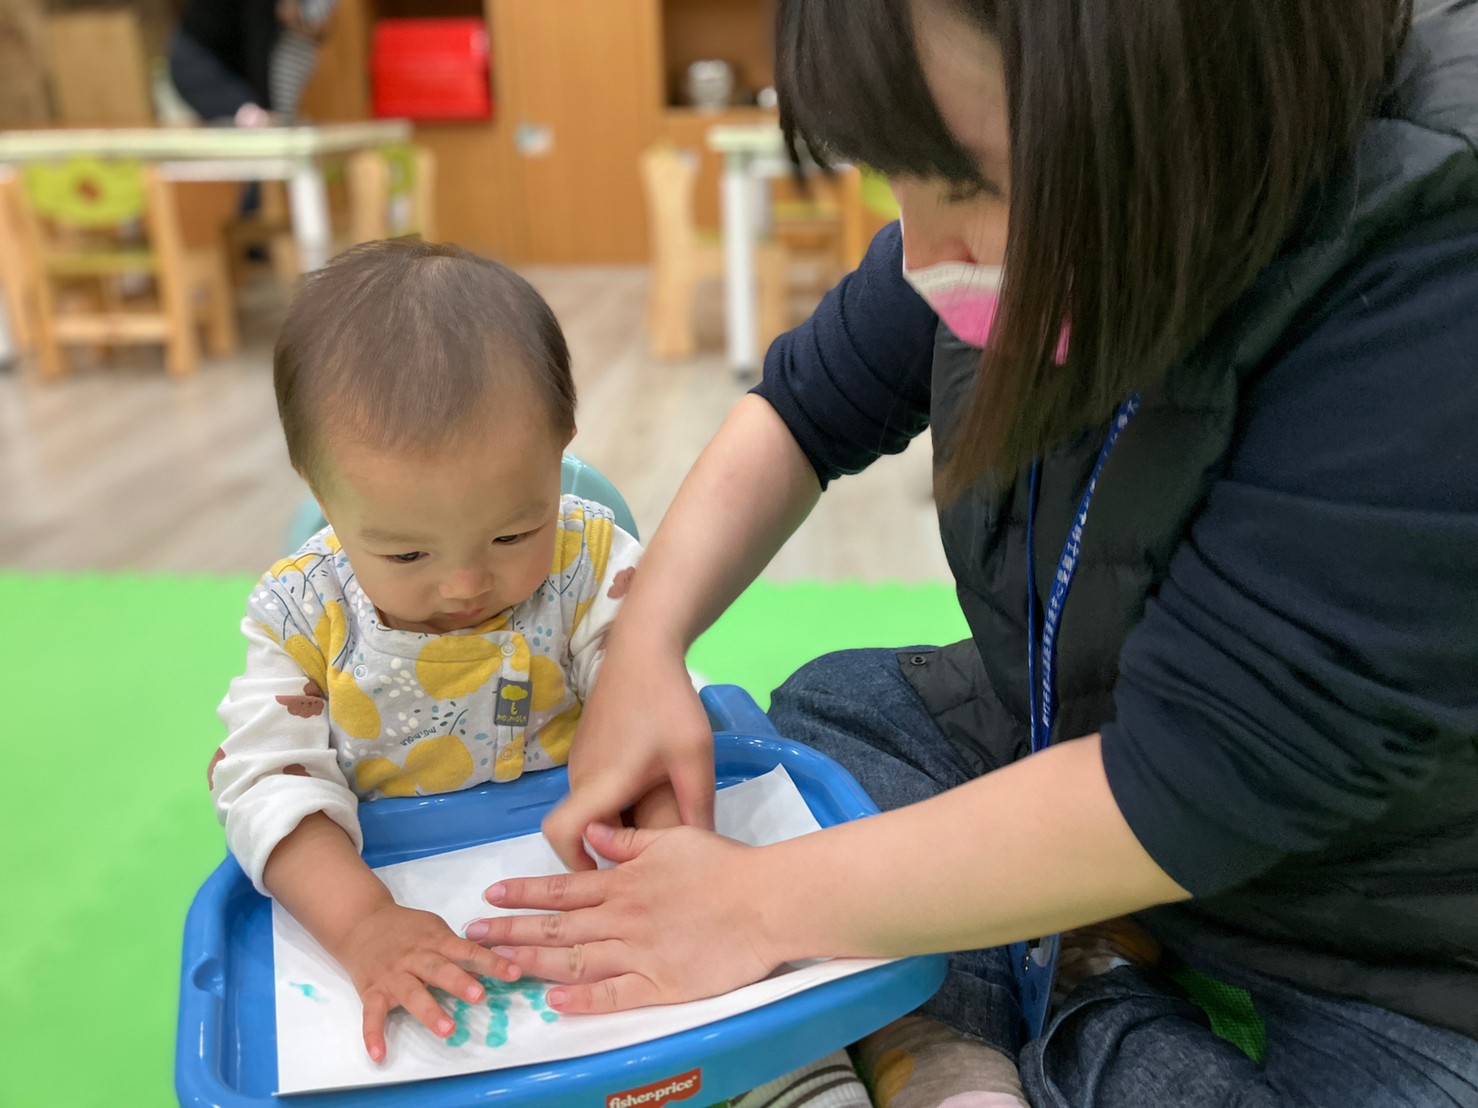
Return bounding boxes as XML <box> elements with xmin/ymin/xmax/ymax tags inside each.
<box><xmin>565</xmin><ymin>518</ymin><xmax>644</xmax><ymax>700</ymax></box>
<box><xmin>630</xmin><ymin>783</ymin><xmax>683</xmax><ymax>829</ymax></box>
<box><xmin>262</xmin><ymin>812</ymin><xmax>516</xmax><ymax>1062</ymax></box>
<box><xmin>213</xmin><ymin>605</ymin><xmax>513</xmax><ymax>1060</ymax></box>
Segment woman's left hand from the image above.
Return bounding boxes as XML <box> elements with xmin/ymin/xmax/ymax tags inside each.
<box><xmin>463</xmin><ymin>823</ymin><xmax>782</xmax><ymax>1013</ymax></box>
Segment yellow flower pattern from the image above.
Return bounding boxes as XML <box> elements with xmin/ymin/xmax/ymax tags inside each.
<box><xmin>568</xmin><ymin>513</ymin><xmax>614</xmax><ymax>639</ymax></box>
<box><xmin>318</xmin><ymin>601</ymin><xmax>381</xmax><ymax>739</ymax></box>
<box><xmin>536</xmin><ymin>704</ymin><xmax>582</xmax><ymax>764</ymax></box>
<box><xmin>354</xmin><ymin>734</ymin><xmax>474</xmax><ymax>797</ymax></box>
<box><xmin>415</xmin><ymin>634</ymin><xmax>505</xmax><ymax>700</ymax></box>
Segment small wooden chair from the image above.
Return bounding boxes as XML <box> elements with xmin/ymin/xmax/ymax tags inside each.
<box><xmin>347</xmin><ymin>143</ymin><xmax>438</xmax><ymax>243</ymax></box>
<box><xmin>232</xmin><ymin>144</ymin><xmax>438</xmax><ymax>281</ymax></box>
<box><xmin>12</xmin><ymin>157</ymin><xmax>238</xmax><ymax>379</ymax></box>
<box><xmin>641</xmin><ymin>143</ymin><xmax>788</xmax><ymax>361</ymax></box>
<box><xmin>224</xmin><ymin>181</ymin><xmax>303</xmax><ymax>288</ymax></box>
<box><xmin>0</xmin><ymin>174</ymin><xmax>37</xmax><ymax>356</ymax></box>
<box><xmin>768</xmin><ymin>168</ymin><xmax>862</xmax><ymax>287</ymax></box>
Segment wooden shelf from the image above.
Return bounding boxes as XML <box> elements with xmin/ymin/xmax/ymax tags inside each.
<box><xmin>661</xmin><ymin>105</ymin><xmax>777</xmax><ymax>125</ymax></box>
<box><xmin>661</xmin><ymin>0</ymin><xmax>774</xmax><ymax>109</ymax></box>
<box><xmin>375</xmin><ymin>0</ymin><xmax>485</xmax><ymax>19</ymax></box>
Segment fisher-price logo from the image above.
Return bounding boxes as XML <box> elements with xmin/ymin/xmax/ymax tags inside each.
<box><xmin>606</xmin><ymin>1069</ymin><xmax>703</xmax><ymax>1108</ymax></box>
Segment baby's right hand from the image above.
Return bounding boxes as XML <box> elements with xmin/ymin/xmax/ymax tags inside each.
<box><xmin>334</xmin><ymin>902</ymin><xmax>521</xmax><ymax>1062</ymax></box>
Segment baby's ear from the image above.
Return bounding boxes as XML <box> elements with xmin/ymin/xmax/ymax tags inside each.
<box><xmin>563</xmin><ymin>425</ymin><xmax>577</xmax><ymax>448</ymax></box>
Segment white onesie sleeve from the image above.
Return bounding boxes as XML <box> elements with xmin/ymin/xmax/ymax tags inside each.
<box><xmin>212</xmin><ymin>600</ymin><xmax>362</xmax><ymax>895</ymax></box>
<box><xmin>565</xmin><ymin>512</ymin><xmax>644</xmax><ymax>701</ymax></box>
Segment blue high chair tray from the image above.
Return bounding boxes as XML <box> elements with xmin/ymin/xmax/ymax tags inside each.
<box><xmin>177</xmin><ymin>686</ymin><xmax>947</xmax><ymax>1107</ymax></box>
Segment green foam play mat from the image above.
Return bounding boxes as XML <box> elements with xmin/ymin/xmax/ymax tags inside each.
<box><xmin>0</xmin><ymin>570</ymin><xmax>966</xmax><ymax>1105</ymax></box>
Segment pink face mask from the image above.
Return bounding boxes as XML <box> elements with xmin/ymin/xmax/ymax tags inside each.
<box><xmin>901</xmin><ymin>259</ymin><xmax>1004</xmax><ymax>349</ymax></box>
<box><xmin>901</xmin><ymin>252</ymin><xmax>1072</xmax><ymax>360</ymax></box>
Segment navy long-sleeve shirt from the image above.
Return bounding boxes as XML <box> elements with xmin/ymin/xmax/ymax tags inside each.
<box><xmin>754</xmin><ymin>218</ymin><xmax>1478</xmax><ymax>909</ymax></box>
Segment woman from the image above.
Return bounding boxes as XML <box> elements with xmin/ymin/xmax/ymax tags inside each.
<box><xmin>468</xmin><ymin>0</ymin><xmax>1478</xmax><ymax>1103</ymax></box>
<box><xmin>170</xmin><ymin>0</ymin><xmax>336</xmax><ymax>126</ymax></box>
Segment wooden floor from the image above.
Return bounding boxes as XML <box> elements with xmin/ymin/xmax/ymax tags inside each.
<box><xmin>0</xmin><ymin>268</ymin><xmax>950</xmax><ymax>582</ymax></box>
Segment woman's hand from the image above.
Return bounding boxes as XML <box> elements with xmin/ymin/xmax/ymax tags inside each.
<box><xmin>545</xmin><ymin>397</ymin><xmax>825</xmax><ymax>870</ymax></box>
<box><xmin>466</xmin><ymin>823</ymin><xmax>781</xmax><ymax>1013</ymax></box>
<box><xmin>334</xmin><ymin>903</ymin><xmax>521</xmax><ymax>1062</ymax></box>
<box><xmin>543</xmin><ymin>643</ymin><xmax>716</xmax><ymax>871</ymax></box>
<box><xmin>481</xmin><ymin>739</ymin><xmax>1192</xmax><ymax>1020</ymax></box>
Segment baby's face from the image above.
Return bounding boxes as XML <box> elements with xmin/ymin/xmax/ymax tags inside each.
<box><xmin>316</xmin><ymin>416</ymin><xmax>571</xmax><ymax>635</ymax></box>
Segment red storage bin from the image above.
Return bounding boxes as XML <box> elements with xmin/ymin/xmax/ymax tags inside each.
<box><xmin>371</xmin><ymin>18</ymin><xmax>492</xmax><ymax>121</ymax></box>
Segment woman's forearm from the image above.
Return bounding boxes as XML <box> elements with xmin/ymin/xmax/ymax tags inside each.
<box><xmin>755</xmin><ymin>736</ymin><xmax>1191</xmax><ymax>962</ymax></box>
<box><xmin>613</xmin><ymin>394</ymin><xmax>821</xmax><ymax>653</ymax></box>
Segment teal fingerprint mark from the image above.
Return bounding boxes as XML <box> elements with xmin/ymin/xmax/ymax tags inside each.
<box><xmin>483</xmin><ymin>977</ymin><xmax>514</xmax><ymax>1047</ymax></box>
<box><xmin>516</xmin><ymin>979</ymin><xmax>561</xmax><ymax>1024</ymax></box>
<box><xmin>446</xmin><ymin>995</ymin><xmax>474</xmax><ymax>1048</ymax></box>
<box><xmin>288</xmin><ymin>981</ymin><xmax>327</xmax><ymax>1003</ymax></box>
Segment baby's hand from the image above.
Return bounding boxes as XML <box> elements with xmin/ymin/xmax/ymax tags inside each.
<box><xmin>631</xmin><ymin>781</ymin><xmax>683</xmax><ymax>831</ymax></box>
<box><xmin>334</xmin><ymin>903</ymin><xmax>521</xmax><ymax>1062</ymax></box>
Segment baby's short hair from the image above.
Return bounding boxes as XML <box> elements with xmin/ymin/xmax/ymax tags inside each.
<box><xmin>274</xmin><ymin>239</ymin><xmax>574</xmax><ymax>486</ymax></box>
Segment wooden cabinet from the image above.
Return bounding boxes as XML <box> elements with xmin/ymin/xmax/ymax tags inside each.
<box><xmin>494</xmin><ymin>0</ymin><xmax>663</xmax><ymax>263</ymax></box>
<box><xmin>301</xmin><ymin>0</ymin><xmax>773</xmax><ymax>262</ymax></box>
<box><xmin>300</xmin><ymin>0</ymin><xmax>374</xmax><ymax>122</ymax></box>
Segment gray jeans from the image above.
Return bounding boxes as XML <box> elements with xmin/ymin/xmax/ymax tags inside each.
<box><xmin>768</xmin><ymin>647</ymin><xmax>1478</xmax><ymax>1108</ymax></box>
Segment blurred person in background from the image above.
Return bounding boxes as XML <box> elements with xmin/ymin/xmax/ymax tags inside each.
<box><xmin>169</xmin><ymin>0</ymin><xmax>338</xmax><ymax>126</ymax></box>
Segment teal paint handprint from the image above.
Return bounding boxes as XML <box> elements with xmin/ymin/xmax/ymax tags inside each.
<box><xmin>442</xmin><ymin>977</ymin><xmax>560</xmax><ymax>1049</ymax></box>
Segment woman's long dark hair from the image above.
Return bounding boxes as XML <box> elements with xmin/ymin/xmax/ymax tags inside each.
<box><xmin>778</xmin><ymin>0</ymin><xmax>1411</xmax><ymax>497</ymax></box>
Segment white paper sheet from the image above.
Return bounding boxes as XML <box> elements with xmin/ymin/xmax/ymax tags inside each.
<box><xmin>273</xmin><ymin>766</ymin><xmax>889</xmax><ymax>1095</ymax></box>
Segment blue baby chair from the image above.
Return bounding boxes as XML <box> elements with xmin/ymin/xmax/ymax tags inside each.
<box><xmin>283</xmin><ymin>453</ymin><xmax>642</xmax><ymax>551</ymax></box>
<box><xmin>178</xmin><ymin>458</ymin><xmax>945</xmax><ymax>1107</ymax></box>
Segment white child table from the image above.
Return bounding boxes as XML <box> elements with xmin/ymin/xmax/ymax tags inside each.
<box><xmin>0</xmin><ymin>119</ymin><xmax>412</xmax><ymax>275</ymax></box>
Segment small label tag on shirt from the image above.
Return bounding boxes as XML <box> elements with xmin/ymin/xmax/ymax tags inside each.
<box><xmin>494</xmin><ymin>677</ymin><xmax>531</xmax><ymax>727</ymax></box>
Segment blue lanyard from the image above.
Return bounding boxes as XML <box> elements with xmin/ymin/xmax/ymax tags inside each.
<box><xmin>1025</xmin><ymin>394</ymin><xmax>1141</xmax><ymax>753</ymax></box>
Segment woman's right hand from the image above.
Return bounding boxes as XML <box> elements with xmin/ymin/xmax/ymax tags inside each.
<box><xmin>543</xmin><ymin>636</ymin><xmax>715</xmax><ymax>871</ymax></box>
<box><xmin>543</xmin><ymin>397</ymin><xmax>824</xmax><ymax>870</ymax></box>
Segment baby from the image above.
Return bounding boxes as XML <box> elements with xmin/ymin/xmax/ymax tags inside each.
<box><xmin>208</xmin><ymin>239</ymin><xmax>642</xmax><ymax>1062</ymax></box>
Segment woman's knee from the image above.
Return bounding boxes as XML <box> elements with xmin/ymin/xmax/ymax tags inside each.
<box><xmin>768</xmin><ymin>648</ymin><xmax>906</xmax><ymax>748</ymax></box>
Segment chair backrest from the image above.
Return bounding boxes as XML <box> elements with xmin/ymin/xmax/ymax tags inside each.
<box><xmin>639</xmin><ymin>144</ymin><xmax>702</xmax><ymax>266</ymax></box>
<box><xmin>22</xmin><ymin>157</ymin><xmax>148</xmax><ymax>229</ymax></box>
<box><xmin>283</xmin><ymin>453</ymin><xmax>639</xmax><ymax>553</ymax></box>
<box><xmin>16</xmin><ymin>159</ymin><xmax>186</xmax><ymax>288</ymax></box>
<box><xmin>560</xmin><ymin>454</ymin><xmax>639</xmax><ymax>539</ymax></box>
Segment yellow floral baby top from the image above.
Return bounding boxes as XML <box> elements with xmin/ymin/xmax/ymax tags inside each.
<box><xmin>211</xmin><ymin>495</ymin><xmax>641</xmax><ymax>892</ymax></box>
